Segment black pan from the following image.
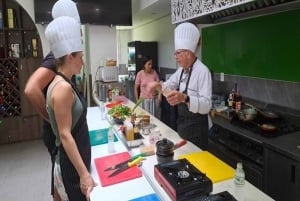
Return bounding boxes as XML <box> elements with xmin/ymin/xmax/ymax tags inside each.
<box><xmin>258</xmin><ymin>123</ymin><xmax>277</xmax><ymax>132</ymax></box>
<box><xmin>260</xmin><ymin>110</ymin><xmax>280</xmax><ymax>119</ymax></box>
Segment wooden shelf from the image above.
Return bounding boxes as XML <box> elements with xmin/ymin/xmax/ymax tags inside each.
<box><xmin>0</xmin><ymin>0</ymin><xmax>43</xmax><ymax>144</ymax></box>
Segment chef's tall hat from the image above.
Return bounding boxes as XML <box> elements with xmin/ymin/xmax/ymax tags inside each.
<box><xmin>52</xmin><ymin>0</ymin><xmax>80</xmax><ymax>23</ymax></box>
<box><xmin>174</xmin><ymin>22</ymin><xmax>200</xmax><ymax>53</ymax></box>
<box><xmin>45</xmin><ymin>16</ymin><xmax>82</xmax><ymax>58</ymax></box>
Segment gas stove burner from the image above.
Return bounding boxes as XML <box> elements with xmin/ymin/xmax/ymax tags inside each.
<box><xmin>166</xmin><ymin>164</ymin><xmax>205</xmax><ymax>185</ymax></box>
<box><xmin>154</xmin><ymin>159</ymin><xmax>212</xmax><ymax>201</ymax></box>
<box><xmin>177</xmin><ymin>170</ymin><xmax>189</xmax><ymax>179</ymax></box>
<box><xmin>230</xmin><ymin>114</ymin><xmax>300</xmax><ymax>137</ymax></box>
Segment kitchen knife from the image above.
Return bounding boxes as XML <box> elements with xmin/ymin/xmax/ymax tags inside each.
<box><xmin>104</xmin><ymin>153</ymin><xmax>145</xmax><ymax>171</ymax></box>
<box><xmin>108</xmin><ymin>156</ymin><xmax>143</xmax><ymax>177</ymax></box>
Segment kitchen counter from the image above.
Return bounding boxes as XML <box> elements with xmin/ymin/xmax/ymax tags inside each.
<box><xmin>88</xmin><ymin>101</ymin><xmax>275</xmax><ymax>201</ymax></box>
<box><xmin>88</xmin><ymin>107</ymin><xmax>156</xmax><ymax>201</ymax></box>
<box><xmin>211</xmin><ymin>115</ymin><xmax>300</xmax><ymax>162</ymax></box>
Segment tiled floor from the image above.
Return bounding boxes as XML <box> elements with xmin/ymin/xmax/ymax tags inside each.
<box><xmin>0</xmin><ymin>139</ymin><xmax>53</xmax><ymax>201</ymax></box>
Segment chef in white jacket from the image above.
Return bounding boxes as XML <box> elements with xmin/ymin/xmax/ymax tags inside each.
<box><xmin>148</xmin><ymin>22</ymin><xmax>212</xmax><ymax>150</ymax></box>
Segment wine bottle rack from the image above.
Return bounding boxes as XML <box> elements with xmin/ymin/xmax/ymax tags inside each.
<box><xmin>0</xmin><ymin>58</ymin><xmax>21</xmax><ymax>118</ymax></box>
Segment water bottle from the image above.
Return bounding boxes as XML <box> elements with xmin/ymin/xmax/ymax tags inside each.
<box><xmin>234</xmin><ymin>162</ymin><xmax>245</xmax><ymax>201</ymax></box>
<box><xmin>234</xmin><ymin>162</ymin><xmax>245</xmax><ymax>185</ymax></box>
<box><xmin>100</xmin><ymin>102</ymin><xmax>106</xmax><ymax>120</ymax></box>
<box><xmin>107</xmin><ymin>125</ymin><xmax>115</xmax><ymax>153</ymax></box>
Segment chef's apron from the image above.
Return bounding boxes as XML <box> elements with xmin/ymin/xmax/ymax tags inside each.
<box><xmin>176</xmin><ymin>60</ymin><xmax>208</xmax><ymax>150</ymax></box>
<box><xmin>56</xmin><ymin>72</ymin><xmax>91</xmax><ymax>201</ymax></box>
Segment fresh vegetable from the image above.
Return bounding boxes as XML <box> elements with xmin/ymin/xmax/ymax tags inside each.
<box><xmin>108</xmin><ymin>105</ymin><xmax>131</xmax><ymax>120</ymax></box>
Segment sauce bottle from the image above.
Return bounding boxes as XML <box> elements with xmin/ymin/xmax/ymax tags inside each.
<box><xmin>124</xmin><ymin>120</ymin><xmax>134</xmax><ymax>141</ymax></box>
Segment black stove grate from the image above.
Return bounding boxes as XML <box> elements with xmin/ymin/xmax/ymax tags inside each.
<box><xmin>230</xmin><ymin>114</ymin><xmax>300</xmax><ymax>137</ymax></box>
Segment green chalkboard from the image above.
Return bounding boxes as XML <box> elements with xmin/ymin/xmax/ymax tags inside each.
<box><xmin>202</xmin><ymin>9</ymin><xmax>300</xmax><ymax>82</ymax></box>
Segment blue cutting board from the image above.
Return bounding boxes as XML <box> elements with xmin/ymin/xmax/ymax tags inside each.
<box><xmin>129</xmin><ymin>193</ymin><xmax>160</xmax><ymax>201</ymax></box>
<box><xmin>89</xmin><ymin>128</ymin><xmax>118</xmax><ymax>146</ymax></box>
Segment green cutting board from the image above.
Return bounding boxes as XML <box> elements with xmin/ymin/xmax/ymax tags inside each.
<box><xmin>89</xmin><ymin>128</ymin><xmax>118</xmax><ymax>146</ymax></box>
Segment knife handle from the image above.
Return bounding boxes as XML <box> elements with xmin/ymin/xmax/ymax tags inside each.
<box><xmin>128</xmin><ymin>156</ymin><xmax>143</xmax><ymax>167</ymax></box>
<box><xmin>131</xmin><ymin>153</ymin><xmax>145</xmax><ymax>161</ymax></box>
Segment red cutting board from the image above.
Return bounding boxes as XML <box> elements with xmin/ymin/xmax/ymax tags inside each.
<box><xmin>94</xmin><ymin>152</ymin><xmax>142</xmax><ymax>187</ymax></box>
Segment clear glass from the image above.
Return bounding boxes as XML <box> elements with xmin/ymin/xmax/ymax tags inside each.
<box><xmin>149</xmin><ymin>127</ymin><xmax>161</xmax><ymax>144</ymax></box>
<box><xmin>162</xmin><ymin>87</ymin><xmax>172</xmax><ymax>97</ymax></box>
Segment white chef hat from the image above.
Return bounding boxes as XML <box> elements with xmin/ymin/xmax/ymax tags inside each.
<box><xmin>45</xmin><ymin>16</ymin><xmax>82</xmax><ymax>58</ymax></box>
<box><xmin>174</xmin><ymin>22</ymin><xmax>200</xmax><ymax>53</ymax></box>
<box><xmin>52</xmin><ymin>0</ymin><xmax>81</xmax><ymax>23</ymax></box>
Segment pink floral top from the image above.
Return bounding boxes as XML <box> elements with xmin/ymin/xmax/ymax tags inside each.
<box><xmin>135</xmin><ymin>70</ymin><xmax>160</xmax><ymax>99</ymax></box>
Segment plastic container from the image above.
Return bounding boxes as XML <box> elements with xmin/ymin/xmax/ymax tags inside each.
<box><xmin>107</xmin><ymin>125</ymin><xmax>115</xmax><ymax>153</ymax></box>
<box><xmin>234</xmin><ymin>162</ymin><xmax>245</xmax><ymax>185</ymax></box>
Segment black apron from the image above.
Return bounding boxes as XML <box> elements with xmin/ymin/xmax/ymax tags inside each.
<box><xmin>176</xmin><ymin>60</ymin><xmax>209</xmax><ymax>150</ymax></box>
<box><xmin>56</xmin><ymin>72</ymin><xmax>91</xmax><ymax>201</ymax></box>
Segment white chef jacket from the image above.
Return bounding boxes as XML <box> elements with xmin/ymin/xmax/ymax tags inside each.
<box><xmin>162</xmin><ymin>59</ymin><xmax>212</xmax><ymax>115</ymax></box>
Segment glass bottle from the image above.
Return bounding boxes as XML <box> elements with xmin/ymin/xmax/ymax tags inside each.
<box><xmin>227</xmin><ymin>88</ymin><xmax>235</xmax><ymax>110</ymax></box>
<box><xmin>235</xmin><ymin>90</ymin><xmax>242</xmax><ymax>112</ymax></box>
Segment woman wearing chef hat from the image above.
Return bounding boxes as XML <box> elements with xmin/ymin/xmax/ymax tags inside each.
<box><xmin>24</xmin><ymin>0</ymin><xmax>82</xmax><ymax>199</ymax></box>
<box><xmin>45</xmin><ymin>16</ymin><xmax>96</xmax><ymax>201</ymax></box>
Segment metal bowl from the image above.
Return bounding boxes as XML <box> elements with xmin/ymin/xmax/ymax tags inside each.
<box><xmin>237</xmin><ymin>108</ymin><xmax>257</xmax><ymax>121</ymax></box>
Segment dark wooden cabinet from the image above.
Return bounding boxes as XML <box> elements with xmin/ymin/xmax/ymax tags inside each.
<box><xmin>0</xmin><ymin>0</ymin><xmax>42</xmax><ymax>58</ymax></box>
<box><xmin>0</xmin><ymin>0</ymin><xmax>43</xmax><ymax>144</ymax></box>
<box><xmin>264</xmin><ymin>148</ymin><xmax>300</xmax><ymax>201</ymax></box>
<box><xmin>0</xmin><ymin>58</ymin><xmax>43</xmax><ymax>144</ymax></box>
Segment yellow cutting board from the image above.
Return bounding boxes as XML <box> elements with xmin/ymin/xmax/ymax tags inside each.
<box><xmin>178</xmin><ymin>151</ymin><xmax>234</xmax><ymax>183</ymax></box>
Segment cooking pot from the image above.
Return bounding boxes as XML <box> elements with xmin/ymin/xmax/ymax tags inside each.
<box><xmin>237</xmin><ymin>108</ymin><xmax>257</xmax><ymax>121</ymax></box>
<box><xmin>155</xmin><ymin>138</ymin><xmax>187</xmax><ymax>164</ymax></box>
<box><xmin>156</xmin><ymin>138</ymin><xmax>174</xmax><ymax>164</ymax></box>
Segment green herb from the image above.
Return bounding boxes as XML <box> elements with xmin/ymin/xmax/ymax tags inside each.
<box><xmin>108</xmin><ymin>105</ymin><xmax>131</xmax><ymax>120</ymax></box>
<box><xmin>132</xmin><ymin>97</ymin><xmax>143</xmax><ymax>113</ymax></box>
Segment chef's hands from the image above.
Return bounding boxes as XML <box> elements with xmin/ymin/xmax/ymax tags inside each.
<box><xmin>165</xmin><ymin>90</ymin><xmax>186</xmax><ymax>106</ymax></box>
<box><xmin>80</xmin><ymin>174</ymin><xmax>97</xmax><ymax>201</ymax></box>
